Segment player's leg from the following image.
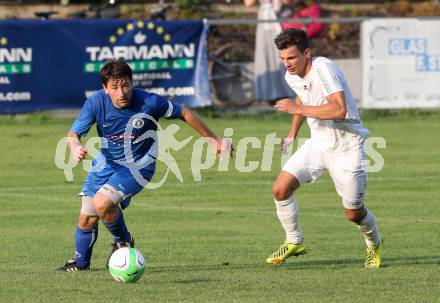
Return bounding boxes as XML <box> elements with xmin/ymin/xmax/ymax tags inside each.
<box><xmin>346</xmin><ymin>206</ymin><xmax>382</xmax><ymax>269</ymax></box>
<box><xmin>57</xmin><ymin>196</ymin><xmax>99</xmax><ymax>271</ymax></box>
<box><xmin>58</xmin><ymin>161</ymin><xmax>117</xmax><ymax>271</ymax></box>
<box><xmin>97</xmin><ymin>165</ymin><xmax>155</xmax><ymax>250</ymax></box>
<box><xmin>329</xmin><ymin>147</ymin><xmax>382</xmax><ymax>268</ymax></box>
<box><xmin>266</xmin><ymin>139</ymin><xmax>325</xmax><ymax>264</ymax></box>
<box><xmin>104</xmin><ymin>197</ymin><xmax>135</xmax><ymax>268</ymax></box>
<box><xmin>93</xmin><ymin>185</ymin><xmax>133</xmax><ymax>245</ymax></box>
<box><xmin>266</xmin><ymin>171</ymin><xmax>306</xmax><ymax>264</ymax></box>
<box><xmin>342</xmin><ymin>180</ymin><xmax>382</xmax><ymax>268</ymax></box>
<box><xmin>75</xmin><ymin>197</ymin><xmax>100</xmax><ymax>268</ymax></box>
<box><xmin>272</xmin><ymin>171</ymin><xmax>302</xmax><ymax>245</ymax></box>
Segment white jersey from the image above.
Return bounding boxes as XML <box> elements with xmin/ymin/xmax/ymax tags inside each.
<box><xmin>285</xmin><ymin>57</ymin><xmax>369</xmax><ymax>151</ymax></box>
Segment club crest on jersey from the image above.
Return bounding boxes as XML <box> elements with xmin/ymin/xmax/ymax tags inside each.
<box><xmin>132</xmin><ymin>118</ymin><xmax>144</xmax><ymax>129</ymax></box>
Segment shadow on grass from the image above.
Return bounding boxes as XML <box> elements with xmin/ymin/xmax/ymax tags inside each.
<box><xmin>144</xmin><ymin>255</ymin><xmax>440</xmax><ymax>274</ymax></box>
<box><xmin>53</xmin><ymin>256</ymin><xmax>440</xmax><ymax>287</ymax></box>
<box><xmin>71</xmin><ymin>255</ymin><xmax>439</xmax><ymax>284</ymax></box>
<box><xmin>381</xmin><ymin>255</ymin><xmax>440</xmax><ymax>267</ymax></box>
<box><xmin>172</xmin><ymin>278</ymin><xmax>219</xmax><ymax>284</ymax></box>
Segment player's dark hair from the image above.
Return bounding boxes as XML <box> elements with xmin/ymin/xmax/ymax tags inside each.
<box><xmin>274</xmin><ymin>29</ymin><xmax>309</xmax><ymax>53</ymax></box>
<box><xmin>99</xmin><ymin>58</ymin><xmax>133</xmax><ymax>85</ymax></box>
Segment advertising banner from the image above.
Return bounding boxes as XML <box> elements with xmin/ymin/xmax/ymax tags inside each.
<box><xmin>362</xmin><ymin>18</ymin><xmax>440</xmax><ymax>108</ymax></box>
<box><xmin>0</xmin><ymin>19</ymin><xmax>210</xmax><ymax>113</ymax></box>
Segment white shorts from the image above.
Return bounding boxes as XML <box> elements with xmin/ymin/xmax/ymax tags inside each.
<box><xmin>282</xmin><ymin>138</ymin><xmax>367</xmax><ymax>209</ymax></box>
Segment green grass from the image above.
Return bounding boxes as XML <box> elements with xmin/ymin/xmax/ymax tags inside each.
<box><xmin>0</xmin><ymin>110</ymin><xmax>439</xmax><ymax>303</ymax></box>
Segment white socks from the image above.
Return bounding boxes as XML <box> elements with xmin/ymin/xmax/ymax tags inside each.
<box><xmin>275</xmin><ymin>196</ymin><xmax>303</xmax><ymax>244</ymax></box>
<box><xmin>357</xmin><ymin>208</ymin><xmax>381</xmax><ymax>248</ymax></box>
<box><xmin>275</xmin><ymin>197</ymin><xmax>380</xmax><ymax>248</ymax></box>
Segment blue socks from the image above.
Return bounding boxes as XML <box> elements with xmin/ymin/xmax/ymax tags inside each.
<box><xmin>75</xmin><ymin>226</ymin><xmax>98</xmax><ymax>268</ymax></box>
<box><xmin>102</xmin><ymin>209</ymin><xmax>132</xmax><ymax>244</ymax></box>
<box><xmin>73</xmin><ymin>210</ymin><xmax>131</xmax><ymax>268</ymax></box>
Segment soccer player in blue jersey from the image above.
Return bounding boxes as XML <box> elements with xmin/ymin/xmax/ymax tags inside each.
<box><xmin>57</xmin><ymin>58</ymin><xmax>232</xmax><ymax>271</ymax></box>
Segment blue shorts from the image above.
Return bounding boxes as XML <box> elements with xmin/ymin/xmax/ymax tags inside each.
<box><xmin>82</xmin><ymin>160</ymin><xmax>155</xmax><ymax>209</ymax></box>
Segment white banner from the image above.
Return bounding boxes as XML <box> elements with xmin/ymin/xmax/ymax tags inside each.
<box><xmin>362</xmin><ymin>18</ymin><xmax>440</xmax><ymax>108</ymax></box>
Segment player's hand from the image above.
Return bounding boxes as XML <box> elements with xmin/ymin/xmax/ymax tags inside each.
<box><xmin>219</xmin><ymin>139</ymin><xmax>234</xmax><ymax>160</ymax></box>
<box><xmin>72</xmin><ymin>144</ymin><xmax>88</xmax><ymax>162</ymax></box>
<box><xmin>274</xmin><ymin>98</ymin><xmax>301</xmax><ymax>115</ymax></box>
<box><xmin>209</xmin><ymin>138</ymin><xmax>234</xmax><ymax>160</ymax></box>
<box><xmin>281</xmin><ymin>137</ymin><xmax>294</xmax><ymax>155</ymax></box>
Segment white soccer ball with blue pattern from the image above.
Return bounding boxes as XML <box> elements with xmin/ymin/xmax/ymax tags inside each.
<box><xmin>108</xmin><ymin>247</ymin><xmax>145</xmax><ymax>283</ymax></box>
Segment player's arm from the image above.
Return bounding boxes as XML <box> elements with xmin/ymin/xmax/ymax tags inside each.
<box><xmin>280</xmin><ymin>96</ymin><xmax>305</xmax><ymax>153</ymax></box>
<box><xmin>68</xmin><ymin>98</ymin><xmax>96</xmax><ymax>162</ymax></box>
<box><xmin>286</xmin><ymin>96</ymin><xmax>306</xmax><ymax>139</ymax></box>
<box><xmin>67</xmin><ymin>131</ymin><xmax>88</xmax><ymax>162</ymax></box>
<box><xmin>276</xmin><ymin>61</ymin><xmax>347</xmax><ymax>120</ymax></box>
<box><xmin>274</xmin><ymin>91</ymin><xmax>347</xmax><ymax>120</ymax></box>
<box><xmin>180</xmin><ymin>107</ymin><xmax>234</xmax><ymax>158</ymax></box>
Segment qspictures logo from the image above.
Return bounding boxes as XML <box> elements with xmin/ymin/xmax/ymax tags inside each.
<box><xmin>83</xmin><ymin>21</ymin><xmax>194</xmax><ymax>73</ymax></box>
<box><xmin>0</xmin><ymin>33</ymin><xmax>32</xmax><ymax>102</ymax></box>
<box><xmin>55</xmin><ymin>118</ymin><xmax>387</xmax><ymax>188</ymax></box>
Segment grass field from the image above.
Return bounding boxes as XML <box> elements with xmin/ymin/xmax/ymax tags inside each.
<box><xmin>0</xmin><ymin>110</ymin><xmax>439</xmax><ymax>303</ymax></box>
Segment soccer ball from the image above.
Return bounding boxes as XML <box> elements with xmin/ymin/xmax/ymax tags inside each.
<box><xmin>108</xmin><ymin>247</ymin><xmax>145</xmax><ymax>283</ymax></box>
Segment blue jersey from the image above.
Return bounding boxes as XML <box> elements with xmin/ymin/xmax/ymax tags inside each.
<box><xmin>71</xmin><ymin>88</ymin><xmax>182</xmax><ymax>165</ymax></box>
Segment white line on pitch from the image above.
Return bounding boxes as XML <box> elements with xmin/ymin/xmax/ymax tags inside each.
<box><xmin>0</xmin><ymin>174</ymin><xmax>439</xmax><ymax>193</ymax></box>
<box><xmin>1</xmin><ymin>191</ymin><xmax>438</xmax><ymax>224</ymax></box>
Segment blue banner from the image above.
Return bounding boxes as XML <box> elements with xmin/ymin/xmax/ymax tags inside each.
<box><xmin>0</xmin><ymin>19</ymin><xmax>211</xmax><ymax>114</ymax></box>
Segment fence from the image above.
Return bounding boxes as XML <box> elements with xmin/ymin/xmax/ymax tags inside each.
<box><xmin>206</xmin><ymin>16</ymin><xmax>440</xmax><ymax>109</ymax></box>
<box><xmin>0</xmin><ymin>16</ymin><xmax>439</xmax><ymax>113</ymax></box>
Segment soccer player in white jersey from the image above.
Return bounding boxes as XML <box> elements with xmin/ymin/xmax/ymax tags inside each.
<box><xmin>266</xmin><ymin>29</ymin><xmax>382</xmax><ymax>268</ymax></box>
